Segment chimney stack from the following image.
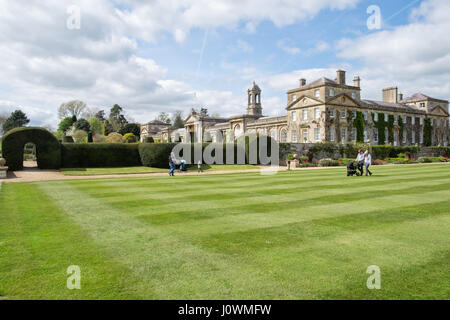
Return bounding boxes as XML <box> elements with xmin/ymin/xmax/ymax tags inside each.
<box><xmin>299</xmin><ymin>78</ymin><xmax>306</xmax><ymax>87</ymax></box>
<box><xmin>398</xmin><ymin>93</ymin><xmax>403</xmax><ymax>101</ymax></box>
<box><xmin>353</xmin><ymin>76</ymin><xmax>360</xmax><ymax>88</ymax></box>
<box><xmin>336</xmin><ymin>69</ymin><xmax>346</xmax><ymax>85</ymax></box>
<box><xmin>382</xmin><ymin>87</ymin><xmax>398</xmax><ymax>103</ymax></box>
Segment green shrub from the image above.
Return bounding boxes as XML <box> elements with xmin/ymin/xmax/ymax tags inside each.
<box><xmin>139</xmin><ymin>143</ymin><xmax>176</xmax><ymax>168</ymax></box>
<box><xmin>62</xmin><ymin>136</ymin><xmax>74</xmax><ymax>143</ymax></box>
<box><xmin>299</xmin><ymin>155</ymin><xmax>309</xmax><ymax>162</ymax></box>
<box><xmin>61</xmin><ymin>143</ymin><xmax>141</xmax><ymax>168</ymax></box>
<box><xmin>1</xmin><ymin>127</ymin><xmax>61</xmax><ymax>170</ymax></box>
<box><xmin>318</xmin><ymin>158</ymin><xmax>339</xmax><ymax>167</ymax></box>
<box><xmin>337</xmin><ymin>158</ymin><xmax>353</xmax><ymax>165</ymax></box>
<box><xmin>105</xmin><ymin>132</ymin><xmax>123</xmax><ymax>143</ymax></box>
<box><xmin>123</xmin><ymin>133</ymin><xmax>137</xmax><ymax>143</ymax></box>
<box><xmin>418</xmin><ymin>157</ymin><xmax>432</xmax><ymax>163</ymax></box>
<box><xmin>373</xmin><ymin>159</ymin><xmax>384</xmax><ymax>166</ymax></box>
<box><xmin>287</xmin><ymin>154</ymin><xmax>295</xmax><ymax>161</ymax></box>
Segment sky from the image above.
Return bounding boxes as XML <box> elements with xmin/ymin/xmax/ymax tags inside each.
<box><xmin>1</xmin><ymin>0</ymin><xmax>450</xmax><ymax>129</ymax></box>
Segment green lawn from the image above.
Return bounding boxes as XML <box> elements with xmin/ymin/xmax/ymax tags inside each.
<box><xmin>1</xmin><ymin>164</ymin><xmax>449</xmax><ymax>299</ymax></box>
<box><xmin>61</xmin><ymin>164</ymin><xmax>259</xmax><ymax>176</ymax></box>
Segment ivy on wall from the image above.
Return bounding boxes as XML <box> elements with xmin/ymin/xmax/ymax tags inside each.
<box><xmin>372</xmin><ymin>112</ymin><xmax>386</xmax><ymax>145</ymax></box>
<box><xmin>398</xmin><ymin>116</ymin><xmax>404</xmax><ymax>144</ymax></box>
<box><xmin>423</xmin><ymin>118</ymin><xmax>433</xmax><ymax>146</ymax></box>
<box><xmin>353</xmin><ymin>111</ymin><xmax>365</xmax><ymax>143</ymax></box>
<box><xmin>387</xmin><ymin>115</ymin><xmax>395</xmax><ymax>144</ymax></box>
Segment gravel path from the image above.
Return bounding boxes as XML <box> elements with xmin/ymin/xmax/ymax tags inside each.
<box><xmin>2</xmin><ymin>161</ymin><xmax>448</xmax><ymax>183</ymax></box>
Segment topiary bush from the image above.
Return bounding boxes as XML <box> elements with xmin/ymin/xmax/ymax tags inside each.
<box><xmin>139</xmin><ymin>143</ymin><xmax>177</xmax><ymax>168</ymax></box>
<box><xmin>105</xmin><ymin>132</ymin><xmax>123</xmax><ymax>143</ymax></box>
<box><xmin>1</xmin><ymin>127</ymin><xmax>61</xmax><ymax>170</ymax></box>
<box><xmin>123</xmin><ymin>133</ymin><xmax>137</xmax><ymax>143</ymax></box>
<box><xmin>61</xmin><ymin>143</ymin><xmax>141</xmax><ymax>168</ymax></box>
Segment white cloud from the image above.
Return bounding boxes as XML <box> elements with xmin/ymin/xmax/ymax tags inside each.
<box><xmin>336</xmin><ymin>0</ymin><xmax>450</xmax><ymax>100</ymax></box>
<box><xmin>117</xmin><ymin>0</ymin><xmax>361</xmax><ymax>42</ymax></box>
<box><xmin>0</xmin><ymin>0</ymin><xmax>361</xmax><ymax>127</ymax></box>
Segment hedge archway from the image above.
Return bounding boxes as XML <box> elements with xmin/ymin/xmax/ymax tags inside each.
<box><xmin>1</xmin><ymin>127</ymin><xmax>61</xmax><ymax>170</ymax></box>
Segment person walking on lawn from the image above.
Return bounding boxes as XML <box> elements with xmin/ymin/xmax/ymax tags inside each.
<box><xmin>197</xmin><ymin>160</ymin><xmax>203</xmax><ymax>173</ymax></box>
<box><xmin>168</xmin><ymin>155</ymin><xmax>176</xmax><ymax>176</ymax></box>
<box><xmin>364</xmin><ymin>150</ymin><xmax>372</xmax><ymax>176</ymax></box>
<box><xmin>355</xmin><ymin>149</ymin><xmax>364</xmax><ymax>176</ymax></box>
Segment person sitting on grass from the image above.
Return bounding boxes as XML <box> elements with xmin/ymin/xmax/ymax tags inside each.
<box><xmin>364</xmin><ymin>150</ymin><xmax>372</xmax><ymax>176</ymax></box>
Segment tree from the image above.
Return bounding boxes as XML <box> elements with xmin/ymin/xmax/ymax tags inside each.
<box><xmin>0</xmin><ymin>113</ymin><xmax>8</xmax><ymax>135</ymax></box>
<box><xmin>88</xmin><ymin>117</ymin><xmax>102</xmax><ymax>135</ymax></box>
<box><xmin>171</xmin><ymin>111</ymin><xmax>184</xmax><ymax>129</ymax></box>
<box><xmin>200</xmin><ymin>107</ymin><xmax>209</xmax><ymax>117</ymax></box>
<box><xmin>102</xmin><ymin>120</ymin><xmax>114</xmax><ymax>136</ymax></box>
<box><xmin>58</xmin><ymin>117</ymin><xmax>76</xmax><ymax>134</ymax></box>
<box><xmin>157</xmin><ymin>112</ymin><xmax>171</xmax><ymax>124</ymax></box>
<box><xmin>58</xmin><ymin>100</ymin><xmax>88</xmax><ymax>119</ymax></box>
<box><xmin>95</xmin><ymin>110</ymin><xmax>106</xmax><ymax>122</ymax></box>
<box><xmin>109</xmin><ymin>104</ymin><xmax>128</xmax><ymax>131</ymax></box>
<box><xmin>74</xmin><ymin>119</ymin><xmax>91</xmax><ymax>133</ymax></box>
<box><xmin>2</xmin><ymin>110</ymin><xmax>30</xmax><ymax>133</ymax></box>
<box><xmin>119</xmin><ymin>123</ymin><xmax>140</xmax><ymax>138</ymax></box>
<box><xmin>73</xmin><ymin>130</ymin><xmax>88</xmax><ymax>143</ymax></box>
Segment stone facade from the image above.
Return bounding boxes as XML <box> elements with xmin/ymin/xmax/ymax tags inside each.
<box><xmin>141</xmin><ymin>69</ymin><xmax>449</xmax><ymax>146</ymax></box>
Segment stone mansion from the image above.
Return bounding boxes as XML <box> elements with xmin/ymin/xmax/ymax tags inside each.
<box><xmin>141</xmin><ymin>69</ymin><xmax>449</xmax><ymax>146</ymax></box>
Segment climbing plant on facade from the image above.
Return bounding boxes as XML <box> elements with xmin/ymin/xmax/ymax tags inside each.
<box><xmin>387</xmin><ymin>115</ymin><xmax>395</xmax><ymax>144</ymax></box>
<box><xmin>353</xmin><ymin>111</ymin><xmax>365</xmax><ymax>143</ymax></box>
<box><xmin>372</xmin><ymin>112</ymin><xmax>386</xmax><ymax>145</ymax></box>
<box><xmin>423</xmin><ymin>118</ymin><xmax>433</xmax><ymax>146</ymax></box>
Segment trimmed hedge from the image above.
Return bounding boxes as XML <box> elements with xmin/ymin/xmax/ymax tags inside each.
<box><xmin>1</xmin><ymin>127</ymin><xmax>61</xmax><ymax>170</ymax></box>
<box><xmin>61</xmin><ymin>143</ymin><xmax>141</xmax><ymax>168</ymax></box>
<box><xmin>139</xmin><ymin>136</ymin><xmax>280</xmax><ymax>168</ymax></box>
<box><xmin>139</xmin><ymin>143</ymin><xmax>176</xmax><ymax>168</ymax></box>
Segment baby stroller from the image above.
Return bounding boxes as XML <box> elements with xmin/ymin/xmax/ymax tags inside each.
<box><xmin>179</xmin><ymin>159</ymin><xmax>187</xmax><ymax>172</ymax></box>
<box><xmin>347</xmin><ymin>161</ymin><xmax>360</xmax><ymax>176</ymax></box>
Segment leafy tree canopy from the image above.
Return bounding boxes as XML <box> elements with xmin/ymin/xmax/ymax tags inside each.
<box><xmin>119</xmin><ymin>123</ymin><xmax>140</xmax><ymax>137</ymax></box>
<box><xmin>157</xmin><ymin>112</ymin><xmax>171</xmax><ymax>124</ymax></box>
<box><xmin>58</xmin><ymin>100</ymin><xmax>88</xmax><ymax>119</ymax></box>
<box><xmin>171</xmin><ymin>111</ymin><xmax>184</xmax><ymax>129</ymax></box>
<box><xmin>88</xmin><ymin>117</ymin><xmax>103</xmax><ymax>135</ymax></box>
<box><xmin>74</xmin><ymin>119</ymin><xmax>91</xmax><ymax>133</ymax></box>
<box><xmin>2</xmin><ymin>110</ymin><xmax>30</xmax><ymax>134</ymax></box>
<box><xmin>109</xmin><ymin>104</ymin><xmax>128</xmax><ymax>131</ymax></box>
<box><xmin>58</xmin><ymin>117</ymin><xmax>75</xmax><ymax>134</ymax></box>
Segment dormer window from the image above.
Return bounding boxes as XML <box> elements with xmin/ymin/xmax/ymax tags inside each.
<box><xmin>315</xmin><ymin>89</ymin><xmax>320</xmax><ymax>98</ymax></box>
<box><xmin>329</xmin><ymin>89</ymin><xmax>335</xmax><ymax>97</ymax></box>
<box><xmin>420</xmin><ymin>103</ymin><xmax>425</xmax><ymax>108</ymax></box>
<box><xmin>351</xmin><ymin>92</ymin><xmax>356</xmax><ymax>99</ymax></box>
<box><xmin>292</xmin><ymin>94</ymin><xmax>296</xmax><ymax>102</ymax></box>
